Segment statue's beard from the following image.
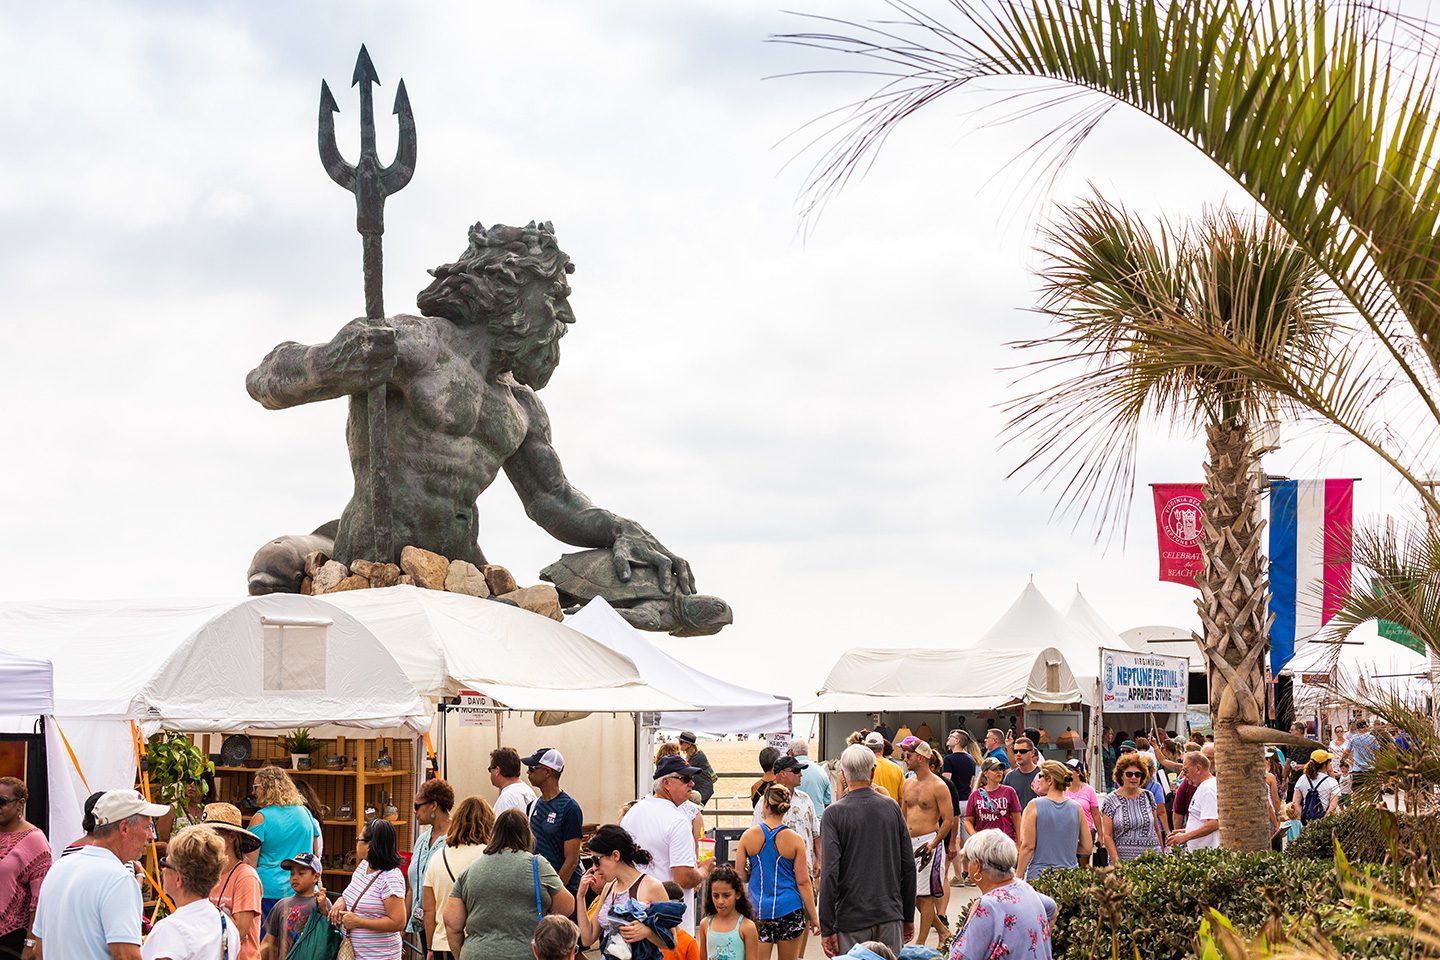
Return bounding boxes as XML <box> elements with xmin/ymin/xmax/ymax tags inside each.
<box><xmin>505</xmin><ymin>336</ymin><xmax>561</xmax><ymax>389</ymax></box>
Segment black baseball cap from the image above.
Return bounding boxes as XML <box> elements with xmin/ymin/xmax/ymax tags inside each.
<box><xmin>653</xmin><ymin>754</ymin><xmax>700</xmax><ymax>780</ymax></box>
<box><xmin>771</xmin><ymin>756</ymin><xmax>803</xmax><ymax>775</ymax></box>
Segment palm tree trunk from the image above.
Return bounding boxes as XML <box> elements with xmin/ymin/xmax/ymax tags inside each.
<box><xmin>1195</xmin><ymin>420</ymin><xmax>1273</xmax><ymax>851</ymax></box>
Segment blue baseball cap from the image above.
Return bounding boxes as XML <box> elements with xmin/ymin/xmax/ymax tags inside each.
<box><xmin>653</xmin><ymin>754</ymin><xmax>700</xmax><ymax>781</ymax></box>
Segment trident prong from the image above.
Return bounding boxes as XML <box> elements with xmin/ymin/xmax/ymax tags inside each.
<box><xmin>317</xmin><ymin>44</ymin><xmax>417</xmax><ymax>564</ymax></box>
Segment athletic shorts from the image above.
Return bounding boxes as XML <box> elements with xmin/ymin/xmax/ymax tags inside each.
<box><xmin>756</xmin><ymin>907</ymin><xmax>807</xmax><ymax>943</ymax></box>
<box><xmin>913</xmin><ymin>831</ymin><xmax>946</xmax><ymax>898</ymax></box>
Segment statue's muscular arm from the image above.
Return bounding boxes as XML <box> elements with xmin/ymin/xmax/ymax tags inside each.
<box><xmin>504</xmin><ymin>384</ymin><xmax>695</xmax><ymax>595</ymax></box>
<box><xmin>246</xmin><ymin>317</ymin><xmax>434</xmax><ymax>409</ymax></box>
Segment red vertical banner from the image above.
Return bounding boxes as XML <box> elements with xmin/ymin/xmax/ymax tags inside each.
<box><xmin>1152</xmin><ymin>483</ymin><xmax>1205</xmax><ymax>589</ymax></box>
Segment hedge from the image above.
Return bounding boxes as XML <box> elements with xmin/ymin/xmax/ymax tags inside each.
<box><xmin>1029</xmin><ymin>849</ymin><xmax>1414</xmax><ymax>960</ymax></box>
<box><xmin>1286</xmin><ymin>806</ymin><xmax>1440</xmax><ymax>864</ymax></box>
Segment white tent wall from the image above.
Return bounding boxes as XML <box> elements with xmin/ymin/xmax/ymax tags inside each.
<box><xmin>439</xmin><ymin>710</ymin><xmax>637</xmax><ymax>828</ymax></box>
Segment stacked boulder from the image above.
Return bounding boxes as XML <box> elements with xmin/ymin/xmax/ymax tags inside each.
<box><xmin>302</xmin><ymin>545</ymin><xmax>563</xmax><ymax>621</ymax></box>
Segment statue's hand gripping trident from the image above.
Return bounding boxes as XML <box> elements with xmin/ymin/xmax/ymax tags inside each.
<box><xmin>317</xmin><ymin>45</ymin><xmax>415</xmax><ymax>563</ymax></box>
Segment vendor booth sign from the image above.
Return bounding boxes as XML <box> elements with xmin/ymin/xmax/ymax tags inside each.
<box><xmin>453</xmin><ymin>690</ymin><xmax>498</xmax><ymax>727</ymax></box>
<box><xmin>1101</xmin><ymin>649</ymin><xmax>1188</xmax><ymax>713</ymax></box>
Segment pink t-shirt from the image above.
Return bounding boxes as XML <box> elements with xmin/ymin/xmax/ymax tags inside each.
<box><xmin>341</xmin><ymin>862</ymin><xmax>407</xmax><ymax>960</ymax></box>
<box><xmin>1066</xmin><ymin>783</ymin><xmax>1101</xmax><ymax>831</ymax></box>
<box><xmin>964</xmin><ymin>784</ymin><xmax>1021</xmax><ymax>838</ymax></box>
<box><xmin>209</xmin><ymin>861</ymin><xmax>263</xmax><ymax>960</ymax></box>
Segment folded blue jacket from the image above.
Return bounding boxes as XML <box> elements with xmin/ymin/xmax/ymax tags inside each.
<box><xmin>604</xmin><ymin>898</ymin><xmax>686</xmax><ymax>960</ymax></box>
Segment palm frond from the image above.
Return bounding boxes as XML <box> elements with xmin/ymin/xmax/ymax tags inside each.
<box><xmin>776</xmin><ymin>0</ymin><xmax>1440</xmax><ymax>512</ymax></box>
<box><xmin>1004</xmin><ymin>197</ymin><xmax>1334</xmax><ymax>530</ymax></box>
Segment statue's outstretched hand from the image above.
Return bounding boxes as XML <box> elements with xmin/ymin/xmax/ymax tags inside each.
<box><xmin>612</xmin><ymin>521</ymin><xmax>695</xmax><ymax>595</ymax></box>
<box><xmin>321</xmin><ymin>319</ymin><xmax>397</xmax><ymax>391</ymax></box>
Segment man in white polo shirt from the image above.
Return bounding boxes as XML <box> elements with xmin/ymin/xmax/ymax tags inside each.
<box><xmin>490</xmin><ymin>747</ymin><xmax>538</xmax><ymax>816</ymax></box>
<box><xmin>33</xmin><ymin>788</ymin><xmax>169</xmax><ymax>960</ymax></box>
<box><xmin>1168</xmin><ymin>751</ymin><xmax>1219</xmax><ymax>851</ymax></box>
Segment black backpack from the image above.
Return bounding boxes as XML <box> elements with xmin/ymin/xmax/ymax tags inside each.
<box><xmin>1300</xmin><ymin>775</ymin><xmax>1330</xmax><ymax>823</ymax></box>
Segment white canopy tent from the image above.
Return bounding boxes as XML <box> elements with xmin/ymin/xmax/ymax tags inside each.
<box><xmin>0</xmin><ymin>649</ymin><xmax>88</xmax><ymax>854</ymax></box>
<box><xmin>320</xmin><ymin>586</ymin><xmax>694</xmax><ymax>713</ymax></box>
<box><xmin>971</xmin><ymin>582</ymin><xmax>1098</xmax><ymax>705</ymax></box>
<box><xmin>798</xmin><ymin>646</ymin><xmax>1083</xmax><ymax>713</ymax></box>
<box><xmin>0</xmin><ymin>647</ymin><xmax>53</xmax><ymax>715</ymax></box>
<box><xmin>0</xmin><ymin>594</ymin><xmax>431</xmax><ymax>855</ymax></box>
<box><xmin>566</xmin><ymin>597</ymin><xmax>791</xmax><ymax>734</ymax></box>
<box><xmin>1120</xmin><ymin>625</ymin><xmax>1206</xmax><ymax>672</ymax></box>
<box><xmin>1064</xmin><ymin>589</ymin><xmax>1149</xmax><ymax>656</ymax></box>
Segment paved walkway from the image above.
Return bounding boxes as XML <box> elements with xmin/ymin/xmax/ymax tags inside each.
<box><xmin>797</xmin><ymin>882</ymin><xmax>979</xmax><ymax>958</ymax></box>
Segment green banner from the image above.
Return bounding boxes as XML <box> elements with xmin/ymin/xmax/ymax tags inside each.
<box><xmin>1378</xmin><ymin>617</ymin><xmax>1425</xmax><ymax>654</ymax></box>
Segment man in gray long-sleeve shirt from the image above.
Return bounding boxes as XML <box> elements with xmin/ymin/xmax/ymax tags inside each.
<box><xmin>820</xmin><ymin>744</ymin><xmax>916</xmax><ymax>957</ymax></box>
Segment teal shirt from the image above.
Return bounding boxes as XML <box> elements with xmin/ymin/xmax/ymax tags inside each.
<box><xmin>252</xmin><ymin>804</ymin><xmax>320</xmax><ymax>898</ymax></box>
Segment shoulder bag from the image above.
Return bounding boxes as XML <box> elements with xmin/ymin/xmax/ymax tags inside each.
<box><xmin>335</xmin><ymin>869</ymin><xmax>384</xmax><ymax>960</ymax></box>
<box><xmin>532</xmin><ymin>854</ymin><xmax>544</xmax><ymax>922</ymax></box>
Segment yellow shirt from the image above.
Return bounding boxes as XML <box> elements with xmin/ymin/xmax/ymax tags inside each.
<box><xmin>422</xmin><ymin>844</ymin><xmax>487</xmax><ymax>951</ymax></box>
<box><xmin>873</xmin><ymin>756</ymin><xmax>905</xmax><ymax>800</ymax></box>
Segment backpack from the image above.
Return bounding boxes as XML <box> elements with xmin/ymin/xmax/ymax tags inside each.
<box><xmin>1300</xmin><ymin>775</ymin><xmax>1330</xmax><ymax>823</ymax></box>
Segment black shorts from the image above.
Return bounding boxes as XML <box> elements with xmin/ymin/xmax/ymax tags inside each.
<box><xmin>756</xmin><ymin>908</ymin><xmax>807</xmax><ymax>943</ymax></box>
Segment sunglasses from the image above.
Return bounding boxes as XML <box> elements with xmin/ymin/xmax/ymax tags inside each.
<box><xmin>1014</xmin><ymin>748</ymin><xmax>1033</xmax><ymax>754</ymax></box>
<box><xmin>358</xmin><ymin>835</ymin><xmax>372</xmax><ymax>843</ymax></box>
<box><xmin>1122</xmin><ymin>771</ymin><xmax>1146</xmax><ymax>779</ymax></box>
<box><xmin>0</xmin><ymin>797</ymin><xmax>18</xmax><ymax>808</ymax></box>
<box><xmin>159</xmin><ymin>857</ymin><xmax>173</xmax><ymax>871</ymax></box>
<box><xmin>667</xmin><ymin>774</ymin><xmax>694</xmax><ymax>785</ymax></box>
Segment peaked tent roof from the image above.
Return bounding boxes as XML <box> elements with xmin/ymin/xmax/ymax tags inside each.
<box><xmin>0</xmin><ymin>595</ymin><xmax>430</xmax><ymax>731</ymax></box>
<box><xmin>1064</xmin><ymin>588</ymin><xmax>1148</xmax><ymax>655</ymax></box>
<box><xmin>798</xmin><ymin>646</ymin><xmax>1083</xmax><ymax>712</ymax></box>
<box><xmin>321</xmin><ymin>586</ymin><xmax>695</xmax><ymax>713</ymax></box>
<box><xmin>566</xmin><ymin>598</ymin><xmax>791</xmax><ymax>735</ymax></box>
<box><xmin>972</xmin><ymin>582</ymin><xmax>1097</xmax><ymax>702</ymax></box>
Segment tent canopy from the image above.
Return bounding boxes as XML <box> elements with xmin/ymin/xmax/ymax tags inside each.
<box><xmin>1064</xmin><ymin>589</ymin><xmax>1149</xmax><ymax>656</ymax></box>
<box><xmin>566</xmin><ymin>598</ymin><xmax>791</xmax><ymax>735</ymax></box>
<box><xmin>0</xmin><ymin>595</ymin><xmax>430</xmax><ymax>732</ymax></box>
<box><xmin>321</xmin><ymin>586</ymin><xmax>694</xmax><ymax>713</ymax></box>
<box><xmin>0</xmin><ymin>648</ymin><xmax>53</xmax><ymax>716</ymax></box>
<box><xmin>798</xmin><ymin>646</ymin><xmax>1083</xmax><ymax>713</ymax></box>
<box><xmin>972</xmin><ymin>582</ymin><xmax>1098</xmax><ymax>703</ymax></box>
<box><xmin>1120</xmin><ymin>625</ymin><xmax>1207</xmax><ymax>672</ymax></box>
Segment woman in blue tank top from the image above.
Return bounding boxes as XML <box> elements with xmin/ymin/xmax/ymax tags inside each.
<box><xmin>734</xmin><ymin>784</ymin><xmax>818</xmax><ymax>960</ymax></box>
<box><xmin>1017</xmin><ymin>760</ymin><xmax>1092</xmax><ymax>881</ymax></box>
<box><xmin>247</xmin><ymin>766</ymin><xmax>321</xmax><ymax>916</ymax></box>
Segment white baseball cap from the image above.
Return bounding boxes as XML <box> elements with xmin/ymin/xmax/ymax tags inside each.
<box><xmin>522</xmin><ymin>747</ymin><xmax>565</xmax><ymax>773</ymax></box>
<box><xmin>863</xmin><ymin>732</ymin><xmax>885</xmax><ymax>748</ymax></box>
<box><xmin>92</xmin><ymin>789</ymin><xmax>169</xmax><ymax>827</ymax></box>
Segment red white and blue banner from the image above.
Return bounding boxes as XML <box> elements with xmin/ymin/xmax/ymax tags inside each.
<box><xmin>1268</xmin><ymin>479</ymin><xmax>1354</xmax><ymax>673</ymax></box>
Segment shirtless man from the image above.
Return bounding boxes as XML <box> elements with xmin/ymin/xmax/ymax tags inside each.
<box><xmin>247</xmin><ymin>220</ymin><xmax>693</xmax><ymax>587</ymax></box>
<box><xmin>900</xmin><ymin>738</ymin><xmax>952</xmax><ymax>947</ymax></box>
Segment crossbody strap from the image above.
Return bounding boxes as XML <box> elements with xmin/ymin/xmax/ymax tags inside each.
<box><xmin>345</xmin><ymin>869</ymin><xmax>385</xmax><ymax>922</ymax></box>
<box><xmin>532</xmin><ymin>854</ymin><xmax>543</xmax><ymax>921</ymax></box>
<box><xmin>442</xmin><ymin>848</ymin><xmax>455</xmax><ymax>882</ymax></box>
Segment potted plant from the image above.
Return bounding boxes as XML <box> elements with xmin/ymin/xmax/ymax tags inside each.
<box><xmin>280</xmin><ymin>728</ymin><xmax>321</xmax><ymax>770</ymax></box>
<box><xmin>146</xmin><ymin>733</ymin><xmax>213</xmax><ymax>840</ymax></box>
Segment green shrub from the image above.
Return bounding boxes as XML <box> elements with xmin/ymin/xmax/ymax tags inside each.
<box><xmin>1285</xmin><ymin>806</ymin><xmax>1440</xmax><ymax>864</ymax></box>
<box><xmin>1030</xmin><ymin>849</ymin><xmax>1414</xmax><ymax>960</ymax></box>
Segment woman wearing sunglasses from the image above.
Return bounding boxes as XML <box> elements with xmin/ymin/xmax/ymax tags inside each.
<box><xmin>329</xmin><ymin>819</ymin><xmax>407</xmax><ymax>959</ymax></box>
<box><xmin>1100</xmin><ymin>754</ymin><xmax>1165</xmax><ymax>864</ymax></box>
<box><xmin>0</xmin><ymin>778</ymin><xmax>49</xmax><ymax>960</ymax></box>
<box><xmin>144</xmin><ymin>827</ymin><xmax>241</xmax><ymax>960</ymax></box>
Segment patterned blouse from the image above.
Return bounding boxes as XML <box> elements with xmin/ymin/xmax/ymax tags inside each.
<box><xmin>1101</xmin><ymin>790</ymin><xmax>1161</xmax><ymax>862</ymax></box>
<box><xmin>949</xmin><ymin>878</ymin><xmax>1056</xmax><ymax>960</ymax></box>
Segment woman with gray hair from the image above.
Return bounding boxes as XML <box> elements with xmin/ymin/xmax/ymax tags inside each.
<box><xmin>950</xmin><ymin>829</ymin><xmax>1057</xmax><ymax>960</ymax></box>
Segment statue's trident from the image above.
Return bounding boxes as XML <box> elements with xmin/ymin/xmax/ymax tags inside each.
<box><xmin>317</xmin><ymin>45</ymin><xmax>415</xmax><ymax>563</ymax></box>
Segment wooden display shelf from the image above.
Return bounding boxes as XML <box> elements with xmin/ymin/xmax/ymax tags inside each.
<box><xmin>213</xmin><ymin>765</ymin><xmax>413</xmax><ymax>777</ymax></box>
<box><xmin>209</xmin><ymin>735</ymin><xmax>418</xmax><ymax>853</ymax></box>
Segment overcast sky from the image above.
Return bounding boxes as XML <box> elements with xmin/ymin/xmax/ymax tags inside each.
<box><xmin>1</xmin><ymin>0</ymin><xmax>1422</xmax><ymax>701</ymax></box>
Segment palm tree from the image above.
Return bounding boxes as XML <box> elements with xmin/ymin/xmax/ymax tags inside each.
<box><xmin>778</xmin><ymin>0</ymin><xmax>1440</xmax><ymax>513</ymax></box>
<box><xmin>1010</xmin><ymin>198</ymin><xmax>1332</xmax><ymax>849</ymax></box>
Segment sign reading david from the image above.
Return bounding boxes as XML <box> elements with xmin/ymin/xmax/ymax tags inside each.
<box><xmin>1101</xmin><ymin>648</ymin><xmax>1188</xmax><ymax>713</ymax></box>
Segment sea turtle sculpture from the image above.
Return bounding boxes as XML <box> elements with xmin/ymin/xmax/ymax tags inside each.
<box><xmin>541</xmin><ymin>549</ymin><xmax>733</xmax><ymax>637</ymax></box>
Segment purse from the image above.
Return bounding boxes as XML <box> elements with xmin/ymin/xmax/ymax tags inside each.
<box><xmin>335</xmin><ymin>869</ymin><xmax>384</xmax><ymax>960</ymax></box>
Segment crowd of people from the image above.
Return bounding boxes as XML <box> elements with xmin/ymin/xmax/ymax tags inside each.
<box><xmin>0</xmin><ymin>716</ymin><xmax>1373</xmax><ymax>960</ymax></box>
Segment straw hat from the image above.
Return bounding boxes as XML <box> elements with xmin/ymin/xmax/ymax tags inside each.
<box><xmin>201</xmin><ymin>802</ymin><xmax>262</xmax><ymax>853</ymax></box>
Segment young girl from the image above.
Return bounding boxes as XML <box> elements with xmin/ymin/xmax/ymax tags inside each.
<box><xmin>699</xmin><ymin>866</ymin><xmax>758</xmax><ymax>960</ymax></box>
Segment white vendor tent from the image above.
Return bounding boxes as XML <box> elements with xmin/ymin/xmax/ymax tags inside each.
<box><xmin>1065</xmin><ymin>588</ymin><xmax>1149</xmax><ymax>656</ymax></box>
<box><xmin>1121</xmin><ymin>625</ymin><xmax>1206</xmax><ymax>671</ymax></box>
<box><xmin>320</xmin><ymin>586</ymin><xmax>694</xmax><ymax>713</ymax></box>
<box><xmin>972</xmin><ymin>582</ymin><xmax>1098</xmax><ymax>704</ymax></box>
<box><xmin>0</xmin><ymin>594</ymin><xmax>431</xmax><ymax>855</ymax></box>
<box><xmin>566</xmin><ymin>597</ymin><xmax>791</xmax><ymax>735</ymax></box>
<box><xmin>0</xmin><ymin>649</ymin><xmax>88</xmax><ymax>854</ymax></box>
<box><xmin>798</xmin><ymin>646</ymin><xmax>1083</xmax><ymax>713</ymax></box>
<box><xmin>0</xmin><ymin>647</ymin><xmax>53</xmax><ymax>715</ymax></box>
